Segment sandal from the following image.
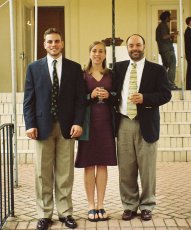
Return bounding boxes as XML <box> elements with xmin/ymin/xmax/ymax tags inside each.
<box><xmin>97</xmin><ymin>209</ymin><xmax>110</xmax><ymax>221</ymax></box>
<box><xmin>88</xmin><ymin>209</ymin><xmax>99</xmax><ymax>222</ymax></box>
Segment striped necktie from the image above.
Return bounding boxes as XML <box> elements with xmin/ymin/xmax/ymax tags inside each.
<box><xmin>50</xmin><ymin>60</ymin><xmax>59</xmax><ymax>120</ymax></box>
<box><xmin>127</xmin><ymin>63</ymin><xmax>137</xmax><ymax>119</ymax></box>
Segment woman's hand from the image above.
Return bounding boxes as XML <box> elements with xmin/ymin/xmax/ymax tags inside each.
<box><xmin>91</xmin><ymin>87</ymin><xmax>109</xmax><ymax>99</ymax></box>
<box><xmin>98</xmin><ymin>88</ymin><xmax>109</xmax><ymax>100</ymax></box>
<box><xmin>91</xmin><ymin>87</ymin><xmax>101</xmax><ymax>98</ymax></box>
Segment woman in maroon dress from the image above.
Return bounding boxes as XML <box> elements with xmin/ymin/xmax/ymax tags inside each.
<box><xmin>75</xmin><ymin>41</ymin><xmax>117</xmax><ymax>222</ymax></box>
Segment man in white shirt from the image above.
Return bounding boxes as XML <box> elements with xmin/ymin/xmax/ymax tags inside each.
<box><xmin>23</xmin><ymin>28</ymin><xmax>86</xmax><ymax>230</ymax></box>
<box><xmin>113</xmin><ymin>34</ymin><xmax>171</xmax><ymax>221</ymax></box>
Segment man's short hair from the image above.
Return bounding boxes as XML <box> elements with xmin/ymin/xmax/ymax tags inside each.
<box><xmin>44</xmin><ymin>28</ymin><xmax>63</xmax><ymax>40</ymax></box>
<box><xmin>185</xmin><ymin>17</ymin><xmax>191</xmax><ymax>25</ymax></box>
<box><xmin>160</xmin><ymin>11</ymin><xmax>171</xmax><ymax>21</ymax></box>
<box><xmin>126</xmin><ymin>34</ymin><xmax>145</xmax><ymax>45</ymax></box>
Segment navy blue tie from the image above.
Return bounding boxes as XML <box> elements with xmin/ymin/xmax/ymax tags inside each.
<box><xmin>50</xmin><ymin>60</ymin><xmax>59</xmax><ymax>120</ymax></box>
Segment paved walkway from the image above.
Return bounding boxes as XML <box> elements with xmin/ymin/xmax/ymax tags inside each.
<box><xmin>3</xmin><ymin>162</ymin><xmax>191</xmax><ymax>229</ymax></box>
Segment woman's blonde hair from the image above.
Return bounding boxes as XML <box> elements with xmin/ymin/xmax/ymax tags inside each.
<box><xmin>85</xmin><ymin>41</ymin><xmax>109</xmax><ymax>74</ymax></box>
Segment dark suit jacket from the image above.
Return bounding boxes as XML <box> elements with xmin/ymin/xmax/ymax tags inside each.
<box><xmin>23</xmin><ymin>57</ymin><xmax>86</xmax><ymax>140</ymax></box>
<box><xmin>184</xmin><ymin>26</ymin><xmax>191</xmax><ymax>62</ymax></box>
<box><xmin>113</xmin><ymin>59</ymin><xmax>172</xmax><ymax>143</ymax></box>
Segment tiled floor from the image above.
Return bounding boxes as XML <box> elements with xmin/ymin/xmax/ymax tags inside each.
<box><xmin>3</xmin><ymin>162</ymin><xmax>191</xmax><ymax>229</ymax></box>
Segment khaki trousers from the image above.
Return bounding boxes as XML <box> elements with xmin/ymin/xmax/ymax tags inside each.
<box><xmin>35</xmin><ymin>122</ymin><xmax>75</xmax><ymax>218</ymax></box>
<box><xmin>117</xmin><ymin>116</ymin><xmax>157</xmax><ymax>211</ymax></box>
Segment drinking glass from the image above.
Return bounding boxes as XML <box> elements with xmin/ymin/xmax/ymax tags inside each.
<box><xmin>98</xmin><ymin>87</ymin><xmax>104</xmax><ymax>104</ymax></box>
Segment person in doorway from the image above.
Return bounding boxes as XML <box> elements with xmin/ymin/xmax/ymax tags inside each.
<box><xmin>156</xmin><ymin>11</ymin><xmax>179</xmax><ymax>90</ymax></box>
<box><xmin>23</xmin><ymin>28</ymin><xmax>86</xmax><ymax>230</ymax></box>
<box><xmin>75</xmin><ymin>41</ymin><xmax>117</xmax><ymax>222</ymax></box>
<box><xmin>113</xmin><ymin>34</ymin><xmax>171</xmax><ymax>221</ymax></box>
<box><xmin>184</xmin><ymin>17</ymin><xmax>191</xmax><ymax>90</ymax></box>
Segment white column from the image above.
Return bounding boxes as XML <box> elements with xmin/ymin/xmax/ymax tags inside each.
<box><xmin>34</xmin><ymin>0</ymin><xmax>38</xmax><ymax>61</ymax></box>
<box><xmin>179</xmin><ymin>0</ymin><xmax>185</xmax><ymax>99</ymax></box>
<box><xmin>9</xmin><ymin>0</ymin><xmax>18</xmax><ymax>187</ymax></box>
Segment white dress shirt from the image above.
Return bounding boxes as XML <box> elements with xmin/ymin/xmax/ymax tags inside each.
<box><xmin>119</xmin><ymin>57</ymin><xmax>145</xmax><ymax>116</ymax></box>
<box><xmin>47</xmin><ymin>54</ymin><xmax>62</xmax><ymax>86</ymax></box>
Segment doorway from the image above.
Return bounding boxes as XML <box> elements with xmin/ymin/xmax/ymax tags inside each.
<box><xmin>37</xmin><ymin>7</ymin><xmax>65</xmax><ymax>59</ymax></box>
<box><xmin>150</xmin><ymin>4</ymin><xmax>181</xmax><ymax>86</ymax></box>
<box><xmin>20</xmin><ymin>6</ymin><xmax>65</xmax><ymax>91</ymax></box>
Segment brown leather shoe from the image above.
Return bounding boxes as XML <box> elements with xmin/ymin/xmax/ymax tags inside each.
<box><xmin>141</xmin><ymin>209</ymin><xmax>152</xmax><ymax>221</ymax></box>
<box><xmin>36</xmin><ymin>218</ymin><xmax>51</xmax><ymax>230</ymax></box>
<box><xmin>122</xmin><ymin>209</ymin><xmax>137</xmax><ymax>221</ymax></box>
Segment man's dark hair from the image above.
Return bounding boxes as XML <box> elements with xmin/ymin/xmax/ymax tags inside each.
<box><xmin>160</xmin><ymin>11</ymin><xmax>171</xmax><ymax>21</ymax></box>
<box><xmin>126</xmin><ymin>34</ymin><xmax>145</xmax><ymax>45</ymax></box>
<box><xmin>185</xmin><ymin>17</ymin><xmax>191</xmax><ymax>25</ymax></box>
<box><xmin>44</xmin><ymin>28</ymin><xmax>63</xmax><ymax>40</ymax></box>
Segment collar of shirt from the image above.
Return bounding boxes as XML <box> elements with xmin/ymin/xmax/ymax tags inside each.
<box><xmin>47</xmin><ymin>54</ymin><xmax>62</xmax><ymax>85</ymax></box>
<box><xmin>119</xmin><ymin>57</ymin><xmax>145</xmax><ymax>116</ymax></box>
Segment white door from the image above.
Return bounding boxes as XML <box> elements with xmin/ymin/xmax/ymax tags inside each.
<box><xmin>150</xmin><ymin>4</ymin><xmax>181</xmax><ymax>87</ymax></box>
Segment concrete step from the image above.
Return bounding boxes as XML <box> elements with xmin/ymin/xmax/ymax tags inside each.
<box><xmin>17</xmin><ymin>137</ymin><xmax>35</xmax><ymax>152</ymax></box>
<box><xmin>1</xmin><ymin>92</ymin><xmax>191</xmax><ymax>163</ymax></box>
<box><xmin>171</xmin><ymin>90</ymin><xmax>191</xmax><ymax>100</ymax></box>
<box><xmin>0</xmin><ymin>114</ymin><xmax>24</xmax><ymax>124</ymax></box>
<box><xmin>16</xmin><ymin>148</ymin><xmax>191</xmax><ymax>163</ymax></box>
<box><xmin>160</xmin><ymin>123</ymin><xmax>191</xmax><ymax>135</ymax></box>
<box><xmin>160</xmin><ymin>111</ymin><xmax>191</xmax><ymax>123</ymax></box>
<box><xmin>158</xmin><ymin>136</ymin><xmax>191</xmax><ymax>148</ymax></box>
<box><xmin>160</xmin><ymin>100</ymin><xmax>191</xmax><ymax>111</ymax></box>
<box><xmin>157</xmin><ymin>148</ymin><xmax>191</xmax><ymax>162</ymax></box>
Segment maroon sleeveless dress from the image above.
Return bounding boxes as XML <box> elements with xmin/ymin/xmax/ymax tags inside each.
<box><xmin>75</xmin><ymin>72</ymin><xmax>117</xmax><ymax>168</ymax></box>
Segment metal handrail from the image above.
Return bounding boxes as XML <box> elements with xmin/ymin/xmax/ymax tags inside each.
<box><xmin>0</xmin><ymin>123</ymin><xmax>14</xmax><ymax>229</ymax></box>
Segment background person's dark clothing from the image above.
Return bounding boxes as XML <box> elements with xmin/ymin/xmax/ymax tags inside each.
<box><xmin>184</xmin><ymin>26</ymin><xmax>191</xmax><ymax>90</ymax></box>
<box><xmin>156</xmin><ymin>21</ymin><xmax>176</xmax><ymax>88</ymax></box>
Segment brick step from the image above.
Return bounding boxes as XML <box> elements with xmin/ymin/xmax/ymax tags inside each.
<box><xmin>0</xmin><ymin>91</ymin><xmax>191</xmax><ymax>101</ymax></box>
<box><xmin>1</xmin><ymin>112</ymin><xmax>191</xmax><ymax>126</ymax></box>
<box><xmin>160</xmin><ymin>123</ymin><xmax>191</xmax><ymax>135</ymax></box>
<box><xmin>160</xmin><ymin>100</ymin><xmax>191</xmax><ymax>111</ymax></box>
<box><xmin>158</xmin><ymin>147</ymin><xmax>191</xmax><ymax>151</ymax></box>
<box><xmin>1</xmin><ymin>92</ymin><xmax>191</xmax><ymax>163</ymax></box>
<box><xmin>17</xmin><ymin>138</ymin><xmax>35</xmax><ymax>151</ymax></box>
<box><xmin>157</xmin><ymin>148</ymin><xmax>191</xmax><ymax>162</ymax></box>
<box><xmin>16</xmin><ymin>127</ymin><xmax>191</xmax><ymax>140</ymax></box>
<box><xmin>16</xmin><ymin>150</ymin><xmax>34</xmax><ymax>164</ymax></box>
<box><xmin>16</xmin><ymin>136</ymin><xmax>191</xmax><ymax>151</ymax></box>
<box><xmin>171</xmin><ymin>90</ymin><xmax>191</xmax><ymax>100</ymax></box>
<box><xmin>0</xmin><ymin>114</ymin><xmax>24</xmax><ymax>124</ymax></box>
<box><xmin>1</xmin><ymin>102</ymin><xmax>191</xmax><ymax>114</ymax></box>
<box><xmin>158</xmin><ymin>136</ymin><xmax>191</xmax><ymax>148</ymax></box>
<box><xmin>1</xmin><ymin>91</ymin><xmax>190</xmax><ymax>101</ymax></box>
<box><xmin>0</xmin><ymin>92</ymin><xmax>24</xmax><ymax>103</ymax></box>
<box><xmin>160</xmin><ymin>112</ymin><xmax>191</xmax><ymax>122</ymax></box>
<box><xmin>16</xmin><ymin>147</ymin><xmax>191</xmax><ymax>163</ymax></box>
<box><xmin>160</xmin><ymin>134</ymin><xmax>191</xmax><ymax>137</ymax></box>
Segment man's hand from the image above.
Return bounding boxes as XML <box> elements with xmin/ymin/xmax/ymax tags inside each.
<box><xmin>70</xmin><ymin>125</ymin><xmax>83</xmax><ymax>138</ymax></box>
<box><xmin>26</xmin><ymin>128</ymin><xmax>38</xmax><ymax>140</ymax></box>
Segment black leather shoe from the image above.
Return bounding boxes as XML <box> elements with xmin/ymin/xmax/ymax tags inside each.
<box><xmin>141</xmin><ymin>209</ymin><xmax>152</xmax><ymax>221</ymax></box>
<box><xmin>59</xmin><ymin>215</ymin><xmax>77</xmax><ymax>229</ymax></box>
<box><xmin>122</xmin><ymin>209</ymin><xmax>137</xmax><ymax>221</ymax></box>
<box><xmin>36</xmin><ymin>218</ymin><xmax>51</xmax><ymax>230</ymax></box>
